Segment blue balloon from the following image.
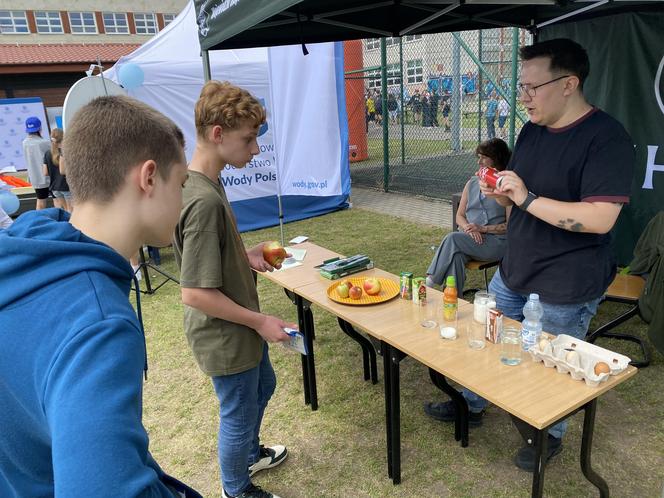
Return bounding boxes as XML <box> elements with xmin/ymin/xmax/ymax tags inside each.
<box><xmin>0</xmin><ymin>191</ymin><xmax>20</xmax><ymax>215</ymax></box>
<box><xmin>118</xmin><ymin>63</ymin><xmax>145</xmax><ymax>90</ymax></box>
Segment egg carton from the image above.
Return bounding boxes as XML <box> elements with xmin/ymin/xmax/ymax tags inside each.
<box><xmin>528</xmin><ymin>334</ymin><xmax>631</xmax><ymax>387</ymax></box>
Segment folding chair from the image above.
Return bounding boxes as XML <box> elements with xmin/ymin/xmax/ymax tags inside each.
<box><xmin>586</xmin><ymin>273</ymin><xmax>650</xmax><ymax>368</ymax></box>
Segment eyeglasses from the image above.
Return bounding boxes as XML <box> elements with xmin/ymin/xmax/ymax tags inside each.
<box><xmin>517</xmin><ymin>75</ymin><xmax>570</xmax><ymax>98</ymax></box>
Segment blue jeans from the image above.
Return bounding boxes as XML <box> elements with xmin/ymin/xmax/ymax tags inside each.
<box><xmin>463</xmin><ymin>269</ymin><xmax>600</xmax><ymax>439</ymax></box>
<box><xmin>212</xmin><ymin>344</ymin><xmax>276</xmax><ymax>496</ymax></box>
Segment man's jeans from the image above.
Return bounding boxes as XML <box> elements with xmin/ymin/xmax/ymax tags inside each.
<box><xmin>212</xmin><ymin>344</ymin><xmax>276</xmax><ymax>496</ymax></box>
<box><xmin>463</xmin><ymin>269</ymin><xmax>600</xmax><ymax>439</ymax></box>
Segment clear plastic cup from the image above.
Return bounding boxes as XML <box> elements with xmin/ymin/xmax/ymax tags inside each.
<box><xmin>439</xmin><ymin>307</ymin><xmax>457</xmax><ymax>340</ymax></box>
<box><xmin>500</xmin><ymin>326</ymin><xmax>522</xmax><ymax>366</ymax></box>
<box><xmin>467</xmin><ymin>320</ymin><xmax>486</xmax><ymax>350</ymax></box>
<box><xmin>419</xmin><ymin>299</ymin><xmax>438</xmax><ymax>328</ymax></box>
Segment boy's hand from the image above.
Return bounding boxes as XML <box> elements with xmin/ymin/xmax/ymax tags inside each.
<box><xmin>256</xmin><ymin>315</ymin><xmax>296</xmax><ymax>343</ymax></box>
<box><xmin>246</xmin><ymin>243</ymin><xmax>271</xmax><ymax>271</ymax></box>
<box><xmin>247</xmin><ymin>243</ymin><xmax>292</xmax><ymax>272</ymax></box>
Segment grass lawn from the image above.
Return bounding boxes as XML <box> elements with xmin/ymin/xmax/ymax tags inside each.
<box><xmin>367</xmin><ymin>138</ymin><xmax>481</xmax><ymax>161</ymax></box>
<box><xmin>136</xmin><ymin>208</ymin><xmax>663</xmax><ymax>497</ymax></box>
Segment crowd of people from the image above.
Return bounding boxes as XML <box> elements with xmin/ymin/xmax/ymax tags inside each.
<box><xmin>0</xmin><ymin>37</ymin><xmax>635</xmax><ymax>497</ymax></box>
<box><xmin>368</xmin><ymin>85</ymin><xmax>510</xmax><ymax>137</ymax></box>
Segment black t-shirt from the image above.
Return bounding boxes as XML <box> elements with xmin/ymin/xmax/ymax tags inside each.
<box><xmin>44</xmin><ymin>150</ymin><xmax>69</xmax><ymax>192</ymax></box>
<box><xmin>500</xmin><ymin>108</ymin><xmax>634</xmax><ymax>304</ymax></box>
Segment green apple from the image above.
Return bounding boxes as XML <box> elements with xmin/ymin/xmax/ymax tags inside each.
<box><xmin>336</xmin><ymin>281</ymin><xmax>350</xmax><ymax>298</ymax></box>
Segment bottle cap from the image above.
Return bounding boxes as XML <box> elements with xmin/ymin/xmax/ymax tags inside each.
<box><xmin>446</xmin><ymin>275</ymin><xmax>456</xmax><ymax>287</ymax></box>
<box><xmin>529</xmin><ymin>293</ymin><xmax>539</xmax><ymax>301</ymax></box>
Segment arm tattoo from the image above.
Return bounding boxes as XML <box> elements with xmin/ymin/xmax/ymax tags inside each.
<box><xmin>485</xmin><ymin>222</ymin><xmax>507</xmax><ymax>235</ymax></box>
<box><xmin>557</xmin><ymin>218</ymin><xmax>584</xmax><ymax>232</ymax></box>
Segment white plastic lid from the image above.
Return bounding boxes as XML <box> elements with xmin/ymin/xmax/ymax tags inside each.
<box><xmin>529</xmin><ymin>293</ymin><xmax>540</xmax><ymax>301</ymax></box>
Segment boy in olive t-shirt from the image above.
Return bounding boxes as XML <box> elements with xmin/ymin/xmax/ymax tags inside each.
<box><xmin>173</xmin><ymin>81</ymin><xmax>295</xmax><ymax>498</ymax></box>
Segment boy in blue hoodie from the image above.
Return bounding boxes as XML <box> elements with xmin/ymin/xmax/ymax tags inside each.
<box><xmin>0</xmin><ymin>96</ymin><xmax>200</xmax><ymax>497</ymax></box>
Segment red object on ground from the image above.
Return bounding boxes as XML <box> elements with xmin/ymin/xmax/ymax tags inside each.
<box><xmin>343</xmin><ymin>40</ymin><xmax>368</xmax><ymax>162</ymax></box>
<box><xmin>0</xmin><ymin>174</ymin><xmax>31</xmax><ymax>188</ymax></box>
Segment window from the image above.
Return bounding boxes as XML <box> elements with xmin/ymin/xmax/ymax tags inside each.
<box><xmin>103</xmin><ymin>12</ymin><xmax>129</xmax><ymax>34</ymax></box>
<box><xmin>134</xmin><ymin>12</ymin><xmax>157</xmax><ymax>34</ymax></box>
<box><xmin>368</xmin><ymin>63</ymin><xmax>402</xmax><ymax>89</ymax></box>
<box><xmin>365</xmin><ymin>38</ymin><xmax>380</xmax><ymax>50</ymax></box>
<box><xmin>34</xmin><ymin>11</ymin><xmax>63</xmax><ymax>33</ymax></box>
<box><xmin>0</xmin><ymin>10</ymin><xmax>29</xmax><ymax>34</ymax></box>
<box><xmin>162</xmin><ymin>13</ymin><xmax>176</xmax><ymax>27</ymax></box>
<box><xmin>403</xmin><ymin>34</ymin><xmax>422</xmax><ymax>42</ymax></box>
<box><xmin>406</xmin><ymin>59</ymin><xmax>423</xmax><ymax>84</ymax></box>
<box><xmin>69</xmin><ymin>12</ymin><xmax>97</xmax><ymax>34</ymax></box>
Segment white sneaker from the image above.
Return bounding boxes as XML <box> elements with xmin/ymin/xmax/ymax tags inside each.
<box><xmin>248</xmin><ymin>445</ymin><xmax>288</xmax><ymax>477</ymax></box>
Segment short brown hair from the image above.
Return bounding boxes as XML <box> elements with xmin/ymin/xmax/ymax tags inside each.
<box><xmin>63</xmin><ymin>95</ymin><xmax>185</xmax><ymax>203</ymax></box>
<box><xmin>520</xmin><ymin>38</ymin><xmax>589</xmax><ymax>89</ymax></box>
<box><xmin>476</xmin><ymin>138</ymin><xmax>511</xmax><ymax>171</ymax></box>
<box><xmin>195</xmin><ymin>80</ymin><xmax>266</xmax><ymax>138</ymax></box>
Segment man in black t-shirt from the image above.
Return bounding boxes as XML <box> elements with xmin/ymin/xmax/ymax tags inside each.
<box><xmin>424</xmin><ymin>38</ymin><xmax>634</xmax><ymax>472</ymax></box>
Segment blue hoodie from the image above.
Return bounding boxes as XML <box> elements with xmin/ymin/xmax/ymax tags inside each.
<box><xmin>0</xmin><ymin>209</ymin><xmax>181</xmax><ymax>497</ymax></box>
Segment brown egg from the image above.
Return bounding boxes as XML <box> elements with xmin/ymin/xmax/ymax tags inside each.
<box><xmin>594</xmin><ymin>361</ymin><xmax>610</xmax><ymax>375</ymax></box>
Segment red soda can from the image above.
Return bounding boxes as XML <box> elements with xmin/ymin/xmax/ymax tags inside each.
<box><xmin>478</xmin><ymin>166</ymin><xmax>504</xmax><ymax>189</ymax></box>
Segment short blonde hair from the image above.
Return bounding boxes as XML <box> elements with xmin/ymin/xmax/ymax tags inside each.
<box><xmin>195</xmin><ymin>80</ymin><xmax>266</xmax><ymax>138</ymax></box>
<box><xmin>63</xmin><ymin>95</ymin><xmax>185</xmax><ymax>203</ymax></box>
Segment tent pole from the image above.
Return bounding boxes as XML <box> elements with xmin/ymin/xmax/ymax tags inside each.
<box><xmin>508</xmin><ymin>27</ymin><xmax>519</xmax><ymax>149</ymax></box>
<box><xmin>381</xmin><ymin>38</ymin><xmax>389</xmax><ymax>192</ymax></box>
<box><xmin>202</xmin><ymin>50</ymin><xmax>211</xmax><ymax>81</ymax></box>
<box><xmin>478</xmin><ymin>31</ymin><xmax>483</xmax><ymax>144</ymax></box>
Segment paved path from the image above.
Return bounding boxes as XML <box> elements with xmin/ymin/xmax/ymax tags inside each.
<box><xmin>350</xmin><ymin>186</ymin><xmax>453</xmax><ymax>230</ymax></box>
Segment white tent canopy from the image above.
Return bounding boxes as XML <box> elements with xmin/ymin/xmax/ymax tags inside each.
<box><xmin>104</xmin><ymin>1</ymin><xmax>350</xmax><ymax>232</ymax></box>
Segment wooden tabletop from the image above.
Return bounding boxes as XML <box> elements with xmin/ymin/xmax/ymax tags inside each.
<box><xmin>257</xmin><ymin>241</ymin><xmax>343</xmax><ymax>292</ymax></box>
<box><xmin>295</xmin><ymin>266</ymin><xmax>472</xmax><ymax>342</ymax></box>
<box><xmin>262</xmin><ymin>242</ymin><xmax>637</xmax><ymax>429</ymax></box>
<box><xmin>379</xmin><ymin>310</ymin><xmax>637</xmax><ymax>429</ymax></box>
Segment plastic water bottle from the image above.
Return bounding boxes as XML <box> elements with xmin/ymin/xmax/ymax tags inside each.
<box><xmin>521</xmin><ymin>293</ymin><xmax>543</xmax><ymax>352</ymax></box>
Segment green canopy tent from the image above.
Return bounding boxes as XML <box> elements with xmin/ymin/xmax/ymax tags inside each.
<box><xmin>194</xmin><ymin>0</ymin><xmax>662</xmax><ymax>51</ymax></box>
<box><xmin>193</xmin><ymin>0</ymin><xmax>664</xmax><ymax>264</ymax></box>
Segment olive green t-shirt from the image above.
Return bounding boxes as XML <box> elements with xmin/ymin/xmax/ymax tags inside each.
<box><xmin>173</xmin><ymin>170</ymin><xmax>264</xmax><ymax>376</ymax></box>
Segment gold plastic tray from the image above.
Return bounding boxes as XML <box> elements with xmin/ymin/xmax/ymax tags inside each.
<box><xmin>327</xmin><ymin>277</ymin><xmax>400</xmax><ymax>305</ymax></box>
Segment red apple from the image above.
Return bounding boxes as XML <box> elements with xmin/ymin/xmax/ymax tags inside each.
<box><xmin>349</xmin><ymin>285</ymin><xmax>363</xmax><ymax>300</ymax></box>
<box><xmin>340</xmin><ymin>279</ymin><xmax>354</xmax><ymax>290</ymax></box>
<box><xmin>336</xmin><ymin>281</ymin><xmax>350</xmax><ymax>298</ymax></box>
<box><xmin>262</xmin><ymin>241</ymin><xmax>287</xmax><ymax>267</ymax></box>
<box><xmin>363</xmin><ymin>277</ymin><xmax>382</xmax><ymax>296</ymax></box>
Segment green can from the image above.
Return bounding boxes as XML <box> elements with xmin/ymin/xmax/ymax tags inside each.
<box><xmin>400</xmin><ymin>271</ymin><xmax>413</xmax><ymax>300</ymax></box>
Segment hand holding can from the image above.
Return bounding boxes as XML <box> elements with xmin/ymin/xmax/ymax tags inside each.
<box><xmin>478</xmin><ymin>166</ymin><xmax>504</xmax><ymax>189</ymax></box>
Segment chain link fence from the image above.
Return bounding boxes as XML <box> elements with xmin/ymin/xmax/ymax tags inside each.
<box><xmin>345</xmin><ymin>29</ymin><xmax>533</xmax><ymax>201</ymax></box>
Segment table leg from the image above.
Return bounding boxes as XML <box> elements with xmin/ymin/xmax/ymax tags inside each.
<box><xmin>428</xmin><ymin>369</ymin><xmax>469</xmax><ymax>447</ymax></box>
<box><xmin>580</xmin><ymin>399</ymin><xmax>609</xmax><ymax>497</ymax></box>
<box><xmin>303</xmin><ymin>304</ymin><xmax>318</xmax><ymax>411</ymax></box>
<box><xmin>338</xmin><ymin>318</ymin><xmax>378</xmax><ymax>384</ymax></box>
<box><xmin>290</xmin><ymin>291</ymin><xmax>311</xmax><ymax>407</ymax></box>
<box><xmin>382</xmin><ymin>341</ymin><xmax>393</xmax><ymax>479</ymax></box>
<box><xmin>389</xmin><ymin>345</ymin><xmax>403</xmax><ymax>485</ymax></box>
<box><xmin>531</xmin><ymin>429</ymin><xmax>548</xmax><ymax>498</ymax></box>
